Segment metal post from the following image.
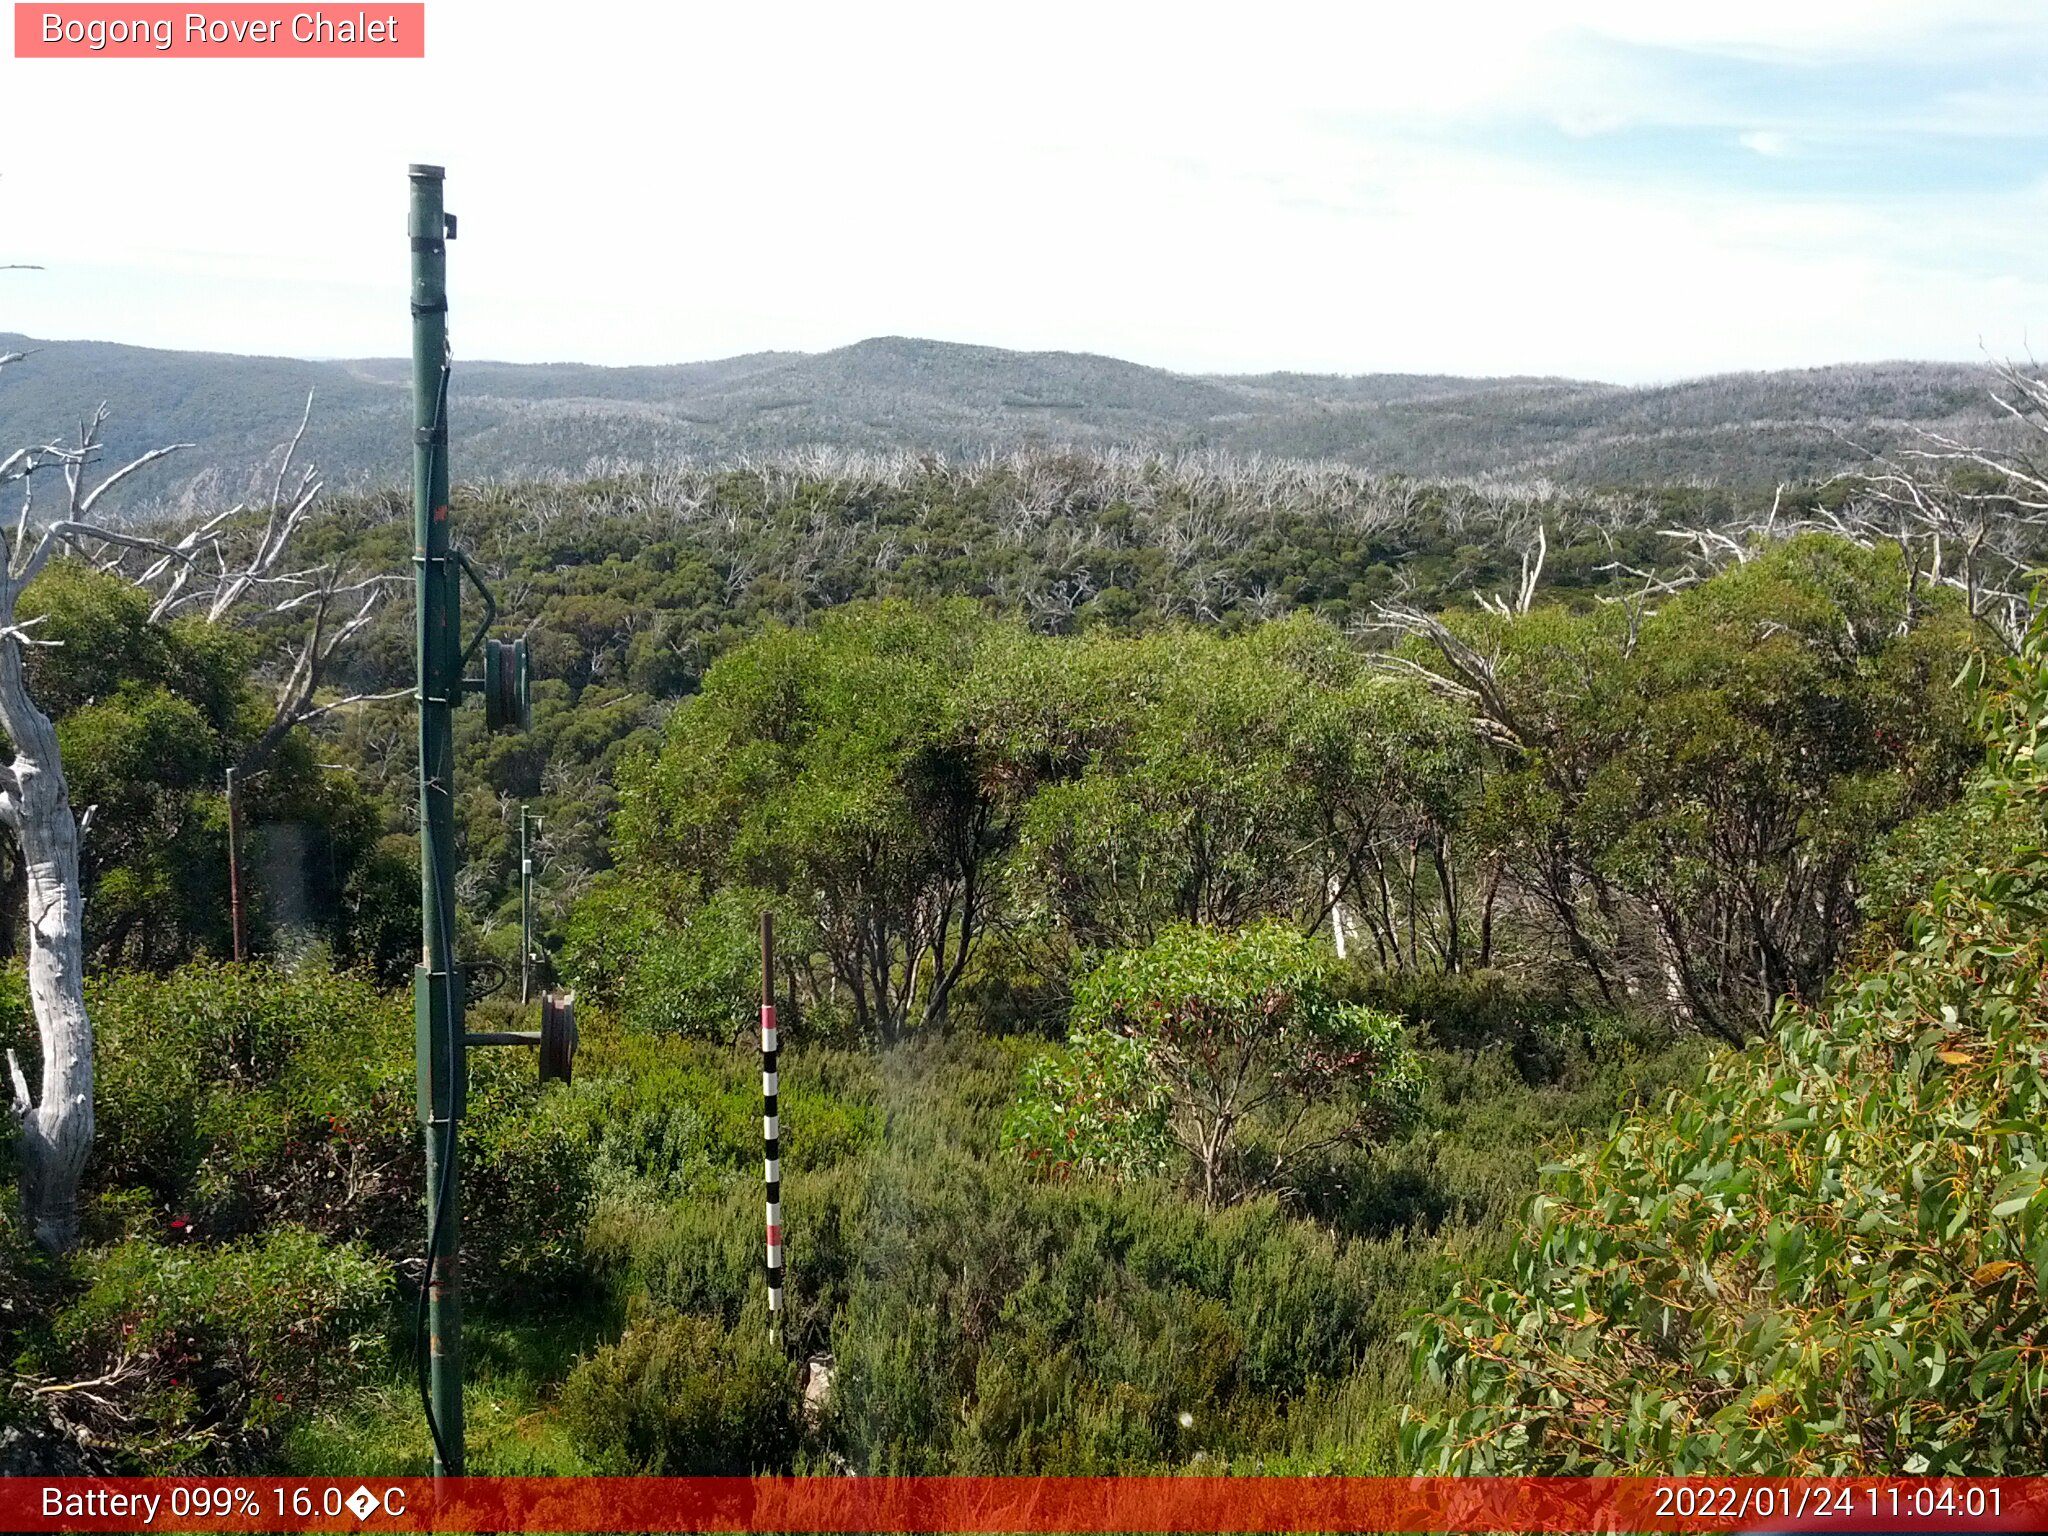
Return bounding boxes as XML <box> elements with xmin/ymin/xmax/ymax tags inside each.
<box><xmin>410</xmin><ymin>162</ymin><xmax>465</xmax><ymax>1478</ymax></box>
<box><xmin>520</xmin><ymin>806</ymin><xmax>532</xmax><ymax>1005</ymax></box>
<box><xmin>225</xmin><ymin>766</ymin><xmax>245</xmax><ymax>962</ymax></box>
<box><xmin>761</xmin><ymin>912</ymin><xmax>783</xmax><ymax>1347</ymax></box>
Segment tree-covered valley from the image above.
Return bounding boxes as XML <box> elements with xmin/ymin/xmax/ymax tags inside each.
<box><xmin>2</xmin><ymin>355</ymin><xmax>2047</xmax><ymax>1477</ymax></box>
<box><xmin>0</xmin><ymin>331</ymin><xmax>2015</xmax><ymax>496</ymax></box>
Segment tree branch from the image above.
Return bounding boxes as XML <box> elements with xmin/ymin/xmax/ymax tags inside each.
<box><xmin>6</xmin><ymin>1047</ymin><xmax>30</xmax><ymax>1118</ymax></box>
<box><xmin>75</xmin><ymin>443</ymin><xmax>194</xmax><ymax>519</ymax></box>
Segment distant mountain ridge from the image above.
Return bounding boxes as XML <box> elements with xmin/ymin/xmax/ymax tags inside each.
<box><xmin>0</xmin><ymin>331</ymin><xmax>2010</xmax><ymax>502</ymax></box>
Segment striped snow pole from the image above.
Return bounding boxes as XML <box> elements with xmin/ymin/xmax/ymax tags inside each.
<box><xmin>761</xmin><ymin>912</ymin><xmax>784</xmax><ymax>1343</ymax></box>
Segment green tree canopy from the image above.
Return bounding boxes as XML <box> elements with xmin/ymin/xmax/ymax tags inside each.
<box><xmin>1012</xmin><ymin>921</ymin><xmax>1421</xmax><ymax>1208</ymax></box>
<box><xmin>1414</xmin><ymin>536</ymin><xmax>1976</xmax><ymax>1039</ymax></box>
<box><xmin>1405</xmin><ymin>605</ymin><xmax>2048</xmax><ymax>1472</ymax></box>
<box><xmin>613</xmin><ymin>599</ymin><xmax>1027</xmax><ymax>1041</ymax></box>
<box><xmin>4</xmin><ymin>563</ymin><xmax>395</xmax><ymax>970</ymax></box>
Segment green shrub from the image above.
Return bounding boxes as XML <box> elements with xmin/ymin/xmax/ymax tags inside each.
<box><xmin>563</xmin><ymin>1025</ymin><xmax>1698</xmax><ymax>1476</ymax></box>
<box><xmin>463</xmin><ymin>1050</ymin><xmax>600</xmax><ymax>1288</ymax></box>
<box><xmin>568</xmin><ymin>1032</ymin><xmax>881</xmax><ymax>1200</ymax></box>
<box><xmin>0</xmin><ymin>1210</ymin><xmax>57</xmax><ymax>1442</ymax></box>
<box><xmin>560</xmin><ymin>1311</ymin><xmax>796</xmax><ymax>1473</ymax></box>
<box><xmin>949</xmin><ymin>928</ymin><xmax>1073</xmax><ymax>1038</ymax></box>
<box><xmin>819</xmin><ymin>1153</ymin><xmax>1409</xmax><ymax>1473</ymax></box>
<box><xmin>114</xmin><ymin>964</ymin><xmax>417</xmax><ymax>1248</ymax></box>
<box><xmin>1001</xmin><ymin>1031</ymin><xmax>1172</xmax><ymax>1181</ymax></box>
<box><xmin>77</xmin><ymin>961</ymin><xmax>591</xmax><ymax>1295</ymax></box>
<box><xmin>1857</xmin><ymin>769</ymin><xmax>2041</xmax><ymax>940</ymax></box>
<box><xmin>24</xmin><ymin>1227</ymin><xmax>387</xmax><ymax>1471</ymax></box>
<box><xmin>578</xmin><ymin>1050</ymin><xmax>1408</xmax><ymax>1473</ymax></box>
<box><xmin>1011</xmin><ymin>922</ymin><xmax>1421</xmax><ymax>1207</ymax></box>
<box><xmin>1302</xmin><ymin>1041</ymin><xmax>1703</xmax><ymax>1242</ymax></box>
<box><xmin>1405</xmin><ymin>628</ymin><xmax>2048</xmax><ymax>1473</ymax></box>
<box><xmin>1356</xmin><ymin>969</ymin><xmax>1574</xmax><ymax>1052</ymax></box>
<box><xmin>1350</xmin><ymin>967</ymin><xmax>1675</xmax><ymax>1088</ymax></box>
<box><xmin>562</xmin><ymin>876</ymin><xmax>765</xmax><ymax>1041</ymax></box>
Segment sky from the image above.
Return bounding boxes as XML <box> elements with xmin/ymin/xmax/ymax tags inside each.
<box><xmin>1</xmin><ymin>0</ymin><xmax>2044</xmax><ymax>382</ymax></box>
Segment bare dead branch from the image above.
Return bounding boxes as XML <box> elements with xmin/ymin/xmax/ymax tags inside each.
<box><xmin>297</xmin><ymin>686</ymin><xmax>413</xmax><ymax>722</ymax></box>
<box><xmin>75</xmin><ymin>443</ymin><xmax>194</xmax><ymax>519</ymax></box>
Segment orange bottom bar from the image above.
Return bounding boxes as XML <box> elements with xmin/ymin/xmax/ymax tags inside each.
<box><xmin>5</xmin><ymin>1476</ymin><xmax>2043</xmax><ymax>1534</ymax></box>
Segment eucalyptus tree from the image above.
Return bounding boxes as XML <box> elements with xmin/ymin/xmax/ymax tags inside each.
<box><xmin>615</xmin><ymin>599</ymin><xmax>1026</xmax><ymax>1042</ymax></box>
<box><xmin>1004</xmin><ymin>624</ymin><xmax>1325</xmax><ymax>946</ymax></box>
<box><xmin>1382</xmin><ymin>536</ymin><xmax>1976</xmax><ymax>1040</ymax></box>
<box><xmin>1409</xmin><ymin>599</ymin><xmax>2048</xmax><ymax>1475</ymax></box>
<box><xmin>0</xmin><ymin>366</ymin><xmax>394</xmax><ymax>1247</ymax></box>
<box><xmin>0</xmin><ymin>379</ymin><xmax>193</xmax><ymax>1248</ymax></box>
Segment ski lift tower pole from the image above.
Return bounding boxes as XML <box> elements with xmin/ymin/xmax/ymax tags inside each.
<box><xmin>407</xmin><ymin>163</ymin><xmax>547</xmax><ymax>1481</ymax></box>
<box><xmin>411</xmin><ymin>162</ymin><xmax>465</xmax><ymax>1478</ymax></box>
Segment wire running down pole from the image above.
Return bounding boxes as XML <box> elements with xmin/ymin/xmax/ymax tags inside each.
<box><xmin>225</xmin><ymin>766</ymin><xmax>245</xmax><ymax>962</ymax></box>
<box><xmin>762</xmin><ymin>911</ymin><xmax>784</xmax><ymax>1346</ymax></box>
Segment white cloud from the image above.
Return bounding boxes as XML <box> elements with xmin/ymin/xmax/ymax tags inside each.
<box><xmin>1556</xmin><ymin>108</ymin><xmax>1633</xmax><ymax>139</ymax></box>
<box><xmin>0</xmin><ymin>0</ymin><xmax>2041</xmax><ymax>380</ymax></box>
<box><xmin>1739</xmin><ymin>130</ymin><xmax>1792</xmax><ymax>156</ymax></box>
<box><xmin>1566</xmin><ymin>0</ymin><xmax>2036</xmax><ymax>58</ymax></box>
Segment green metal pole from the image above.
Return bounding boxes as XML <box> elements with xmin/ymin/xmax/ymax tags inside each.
<box><xmin>410</xmin><ymin>162</ymin><xmax>465</xmax><ymax>1478</ymax></box>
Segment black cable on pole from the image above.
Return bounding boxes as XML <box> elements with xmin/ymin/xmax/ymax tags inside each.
<box><xmin>415</xmin><ymin>858</ymin><xmax>460</xmax><ymax>1473</ymax></box>
<box><xmin>414</xmin><ymin>1127</ymin><xmax>457</xmax><ymax>1473</ymax></box>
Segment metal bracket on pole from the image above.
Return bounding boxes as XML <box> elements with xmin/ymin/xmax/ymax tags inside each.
<box><xmin>453</xmin><ymin>548</ymin><xmax>496</xmax><ymax>668</ymax></box>
<box><xmin>463</xmin><ymin>993</ymin><xmax>576</xmax><ymax>1083</ymax></box>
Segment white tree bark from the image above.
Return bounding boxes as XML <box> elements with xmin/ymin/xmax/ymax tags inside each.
<box><xmin>0</xmin><ymin>589</ymin><xmax>91</xmax><ymax>1250</ymax></box>
<box><xmin>0</xmin><ymin>379</ymin><xmax>191</xmax><ymax>1249</ymax></box>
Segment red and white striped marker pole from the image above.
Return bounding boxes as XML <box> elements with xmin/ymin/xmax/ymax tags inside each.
<box><xmin>761</xmin><ymin>912</ymin><xmax>784</xmax><ymax>1346</ymax></box>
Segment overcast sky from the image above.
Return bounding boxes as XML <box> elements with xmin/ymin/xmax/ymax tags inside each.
<box><xmin>2</xmin><ymin>1</ymin><xmax>2044</xmax><ymax>382</ymax></box>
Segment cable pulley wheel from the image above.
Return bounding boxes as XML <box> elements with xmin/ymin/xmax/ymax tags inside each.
<box><xmin>539</xmin><ymin>990</ymin><xmax>577</xmax><ymax>1085</ymax></box>
<box><xmin>483</xmin><ymin>637</ymin><xmax>530</xmax><ymax>733</ymax></box>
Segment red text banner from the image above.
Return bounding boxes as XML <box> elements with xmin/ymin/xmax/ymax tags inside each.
<box><xmin>14</xmin><ymin>5</ymin><xmax>424</xmax><ymax>57</ymax></box>
<box><xmin>1</xmin><ymin>1477</ymin><xmax>2042</xmax><ymax>1533</ymax></box>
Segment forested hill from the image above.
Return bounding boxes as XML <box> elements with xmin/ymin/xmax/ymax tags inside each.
<box><xmin>0</xmin><ymin>331</ymin><xmax>2007</xmax><ymax>497</ymax></box>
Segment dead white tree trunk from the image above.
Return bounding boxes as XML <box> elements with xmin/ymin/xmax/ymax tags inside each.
<box><xmin>0</xmin><ymin>601</ymin><xmax>89</xmax><ymax>1250</ymax></box>
<box><xmin>0</xmin><ymin>379</ymin><xmax>192</xmax><ymax>1250</ymax></box>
